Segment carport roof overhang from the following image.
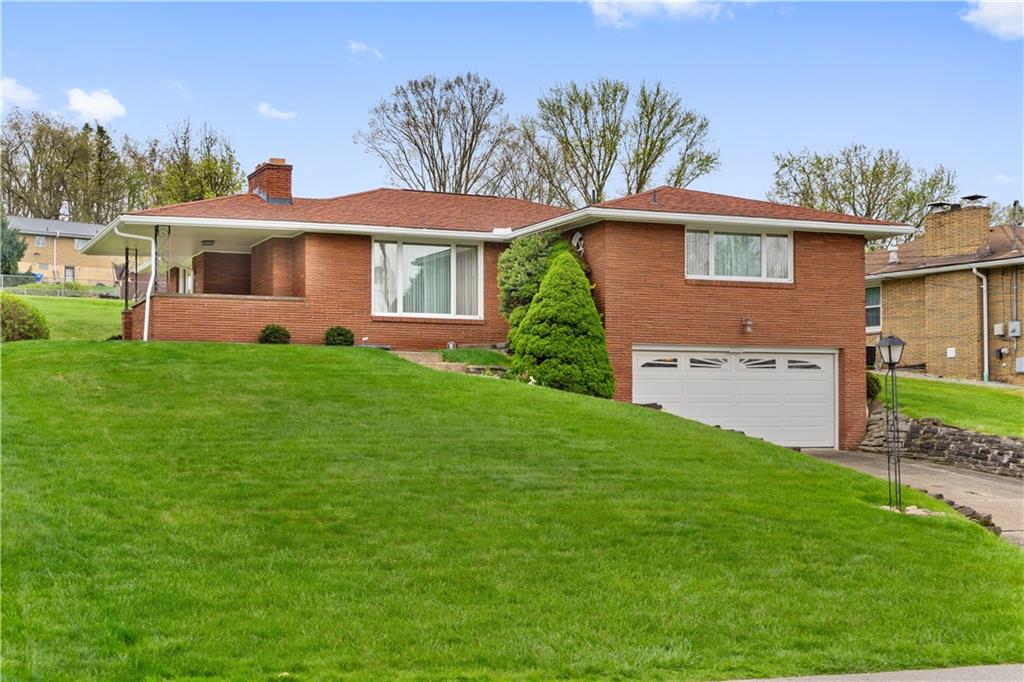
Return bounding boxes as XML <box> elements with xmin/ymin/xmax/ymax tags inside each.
<box><xmin>83</xmin><ymin>209</ymin><xmax>915</xmax><ymax>266</ymax></box>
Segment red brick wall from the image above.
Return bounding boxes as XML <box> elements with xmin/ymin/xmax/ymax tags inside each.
<box><xmin>575</xmin><ymin>221</ymin><xmax>867</xmax><ymax>448</ymax></box>
<box><xmin>251</xmin><ymin>238</ymin><xmax>297</xmax><ymax>297</ymax></box>
<box><xmin>133</xmin><ymin>235</ymin><xmax>508</xmax><ymax>348</ymax></box>
<box><xmin>193</xmin><ymin>252</ymin><xmax>252</xmax><ymax>295</ymax></box>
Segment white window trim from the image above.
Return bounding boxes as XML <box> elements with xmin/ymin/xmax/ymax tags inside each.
<box><xmin>865</xmin><ymin>285</ymin><xmax>882</xmax><ymax>333</ymax></box>
<box><xmin>34</xmin><ymin>235</ymin><xmax>47</xmax><ymax>247</ymax></box>
<box><xmin>371</xmin><ymin>238</ymin><xmax>485</xmax><ymax>320</ymax></box>
<box><xmin>685</xmin><ymin>227</ymin><xmax>794</xmax><ymax>283</ymax></box>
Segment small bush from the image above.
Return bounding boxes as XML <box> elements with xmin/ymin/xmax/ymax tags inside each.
<box><xmin>258</xmin><ymin>324</ymin><xmax>291</xmax><ymax>344</ymax></box>
<box><xmin>324</xmin><ymin>325</ymin><xmax>354</xmax><ymax>346</ymax></box>
<box><xmin>1</xmin><ymin>293</ymin><xmax>50</xmax><ymax>342</ymax></box>
<box><xmin>866</xmin><ymin>372</ymin><xmax>882</xmax><ymax>403</ymax></box>
<box><xmin>511</xmin><ymin>251</ymin><xmax>614</xmax><ymax>399</ymax></box>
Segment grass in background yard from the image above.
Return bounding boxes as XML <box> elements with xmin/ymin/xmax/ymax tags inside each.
<box><xmin>4</xmin><ymin>343</ymin><xmax>1023</xmax><ymax>680</ymax></box>
<box><xmin>441</xmin><ymin>346</ymin><xmax>510</xmax><ymax>365</ymax></box>
<box><xmin>17</xmin><ymin>296</ymin><xmax>122</xmax><ymax>341</ymax></box>
<box><xmin>878</xmin><ymin>373</ymin><xmax>1024</xmax><ymax>438</ymax></box>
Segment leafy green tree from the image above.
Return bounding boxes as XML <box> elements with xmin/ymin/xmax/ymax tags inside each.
<box><xmin>768</xmin><ymin>144</ymin><xmax>957</xmax><ymax>245</ymax></box>
<box><xmin>525</xmin><ymin>79</ymin><xmax>719</xmax><ymax>207</ymax></box>
<box><xmin>511</xmin><ymin>251</ymin><xmax>614</xmax><ymax>399</ymax></box>
<box><xmin>1</xmin><ymin>218</ymin><xmax>27</xmax><ymax>274</ymax></box>
<box><xmin>153</xmin><ymin>121</ymin><xmax>244</xmax><ymax>205</ymax></box>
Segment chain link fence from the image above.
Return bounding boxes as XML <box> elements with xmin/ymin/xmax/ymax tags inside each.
<box><xmin>1</xmin><ymin>274</ymin><xmax>120</xmax><ymax>298</ymax></box>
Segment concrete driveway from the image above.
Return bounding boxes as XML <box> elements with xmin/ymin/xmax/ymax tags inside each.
<box><xmin>808</xmin><ymin>450</ymin><xmax>1024</xmax><ymax>547</ymax></box>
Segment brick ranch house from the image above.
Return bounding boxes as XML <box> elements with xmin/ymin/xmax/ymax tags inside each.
<box><xmin>83</xmin><ymin>157</ymin><xmax>912</xmax><ymax>449</ymax></box>
<box><xmin>865</xmin><ymin>198</ymin><xmax>1023</xmax><ymax>385</ymax></box>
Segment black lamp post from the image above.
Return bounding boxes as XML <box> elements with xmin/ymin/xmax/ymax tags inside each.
<box><xmin>877</xmin><ymin>334</ymin><xmax>907</xmax><ymax>511</ymax></box>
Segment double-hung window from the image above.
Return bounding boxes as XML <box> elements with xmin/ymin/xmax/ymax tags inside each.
<box><xmin>34</xmin><ymin>235</ymin><xmax>46</xmax><ymax>247</ymax></box>
<box><xmin>372</xmin><ymin>240</ymin><xmax>482</xmax><ymax>318</ymax></box>
<box><xmin>685</xmin><ymin>228</ymin><xmax>791</xmax><ymax>282</ymax></box>
<box><xmin>74</xmin><ymin>238</ymin><xmax>89</xmax><ymax>250</ymax></box>
<box><xmin>865</xmin><ymin>286</ymin><xmax>881</xmax><ymax>332</ymax></box>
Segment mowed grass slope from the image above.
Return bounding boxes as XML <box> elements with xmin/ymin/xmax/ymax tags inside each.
<box><xmin>877</xmin><ymin>373</ymin><xmax>1024</xmax><ymax>438</ymax></box>
<box><xmin>18</xmin><ymin>295</ymin><xmax>123</xmax><ymax>340</ymax></box>
<box><xmin>3</xmin><ymin>342</ymin><xmax>1023</xmax><ymax>681</ymax></box>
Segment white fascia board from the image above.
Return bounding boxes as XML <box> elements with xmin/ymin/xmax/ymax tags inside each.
<box><xmin>865</xmin><ymin>255</ymin><xmax>1024</xmax><ymax>281</ymax></box>
<box><xmin>509</xmin><ymin>207</ymin><xmax>914</xmax><ymax>239</ymax></box>
<box><xmin>81</xmin><ymin>215</ymin><xmax>507</xmax><ymax>255</ymax></box>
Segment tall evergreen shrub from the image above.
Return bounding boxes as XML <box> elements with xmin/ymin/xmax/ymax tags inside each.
<box><xmin>511</xmin><ymin>251</ymin><xmax>614</xmax><ymax>398</ymax></box>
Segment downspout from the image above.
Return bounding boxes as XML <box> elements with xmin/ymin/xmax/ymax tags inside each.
<box><xmin>113</xmin><ymin>224</ymin><xmax>156</xmax><ymax>341</ymax></box>
<box><xmin>973</xmin><ymin>267</ymin><xmax>989</xmax><ymax>382</ymax></box>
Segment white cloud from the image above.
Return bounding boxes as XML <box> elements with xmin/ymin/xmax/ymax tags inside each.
<box><xmin>66</xmin><ymin>87</ymin><xmax>126</xmax><ymax>123</ymax></box>
<box><xmin>960</xmin><ymin>1</ymin><xmax>1023</xmax><ymax>40</ymax></box>
<box><xmin>256</xmin><ymin>101</ymin><xmax>297</xmax><ymax>120</ymax></box>
<box><xmin>993</xmin><ymin>172</ymin><xmax>1014</xmax><ymax>183</ymax></box>
<box><xmin>1</xmin><ymin>76</ymin><xmax>40</xmax><ymax>108</ymax></box>
<box><xmin>348</xmin><ymin>40</ymin><xmax>383</xmax><ymax>59</ymax></box>
<box><xmin>167</xmin><ymin>80</ymin><xmax>193</xmax><ymax>102</ymax></box>
<box><xmin>589</xmin><ymin>1</ymin><xmax>727</xmax><ymax>28</ymax></box>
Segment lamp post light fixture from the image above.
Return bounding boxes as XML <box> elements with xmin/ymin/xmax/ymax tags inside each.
<box><xmin>877</xmin><ymin>334</ymin><xmax>907</xmax><ymax>511</ymax></box>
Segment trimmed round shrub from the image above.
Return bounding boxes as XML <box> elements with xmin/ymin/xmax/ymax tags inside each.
<box><xmin>258</xmin><ymin>324</ymin><xmax>291</xmax><ymax>344</ymax></box>
<box><xmin>1</xmin><ymin>293</ymin><xmax>50</xmax><ymax>342</ymax></box>
<box><xmin>866</xmin><ymin>372</ymin><xmax>882</xmax><ymax>403</ymax></box>
<box><xmin>511</xmin><ymin>251</ymin><xmax>615</xmax><ymax>399</ymax></box>
<box><xmin>324</xmin><ymin>325</ymin><xmax>354</xmax><ymax>346</ymax></box>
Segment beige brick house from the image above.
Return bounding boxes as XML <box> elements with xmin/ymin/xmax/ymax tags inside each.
<box><xmin>9</xmin><ymin>215</ymin><xmax>113</xmax><ymax>285</ymax></box>
<box><xmin>865</xmin><ymin>199</ymin><xmax>1023</xmax><ymax>384</ymax></box>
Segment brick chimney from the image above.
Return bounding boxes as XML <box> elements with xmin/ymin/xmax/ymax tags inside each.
<box><xmin>247</xmin><ymin>157</ymin><xmax>292</xmax><ymax>204</ymax></box>
<box><xmin>923</xmin><ymin>198</ymin><xmax>990</xmax><ymax>258</ymax></box>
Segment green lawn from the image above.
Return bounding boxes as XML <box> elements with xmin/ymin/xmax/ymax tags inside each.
<box><xmin>441</xmin><ymin>346</ymin><xmax>511</xmax><ymax>365</ymax></box>
<box><xmin>3</xmin><ymin>342</ymin><xmax>1023</xmax><ymax>681</ymax></box>
<box><xmin>17</xmin><ymin>295</ymin><xmax>124</xmax><ymax>341</ymax></box>
<box><xmin>877</xmin><ymin>373</ymin><xmax>1024</xmax><ymax>438</ymax></box>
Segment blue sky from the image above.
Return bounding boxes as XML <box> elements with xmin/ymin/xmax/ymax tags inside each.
<box><xmin>2</xmin><ymin>1</ymin><xmax>1022</xmax><ymax>206</ymax></box>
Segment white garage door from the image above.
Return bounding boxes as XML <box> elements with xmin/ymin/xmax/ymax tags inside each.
<box><xmin>632</xmin><ymin>348</ymin><xmax>836</xmax><ymax>448</ymax></box>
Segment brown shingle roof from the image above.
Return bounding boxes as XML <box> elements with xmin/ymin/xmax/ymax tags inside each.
<box><xmin>130</xmin><ymin>188</ymin><xmax>568</xmax><ymax>232</ymax></box>
<box><xmin>865</xmin><ymin>224</ymin><xmax>1024</xmax><ymax>276</ymax></box>
<box><xmin>596</xmin><ymin>186</ymin><xmax>903</xmax><ymax>226</ymax></box>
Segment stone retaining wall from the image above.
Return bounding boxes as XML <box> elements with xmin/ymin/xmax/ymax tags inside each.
<box><xmin>861</xmin><ymin>410</ymin><xmax>1024</xmax><ymax>477</ymax></box>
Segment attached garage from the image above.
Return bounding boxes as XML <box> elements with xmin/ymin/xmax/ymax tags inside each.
<box><xmin>632</xmin><ymin>347</ymin><xmax>837</xmax><ymax>448</ymax></box>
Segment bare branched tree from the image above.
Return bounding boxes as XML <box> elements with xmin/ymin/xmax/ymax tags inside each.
<box><xmin>623</xmin><ymin>82</ymin><xmax>719</xmax><ymax>194</ymax></box>
<box><xmin>485</xmin><ymin>119</ymin><xmax>573</xmax><ymax>207</ymax></box>
<box><xmin>534</xmin><ymin>78</ymin><xmax>630</xmax><ymax>205</ymax></box>
<box><xmin>355</xmin><ymin>72</ymin><xmax>511</xmax><ymax>194</ymax></box>
<box><xmin>1</xmin><ymin>109</ymin><xmax>90</xmax><ymax>219</ymax></box>
<box><xmin>768</xmin><ymin>144</ymin><xmax>957</xmax><ymax>245</ymax></box>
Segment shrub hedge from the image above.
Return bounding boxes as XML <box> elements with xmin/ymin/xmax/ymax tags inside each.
<box><xmin>1</xmin><ymin>293</ymin><xmax>50</xmax><ymax>342</ymax></box>
<box><xmin>324</xmin><ymin>326</ymin><xmax>355</xmax><ymax>346</ymax></box>
<box><xmin>867</xmin><ymin>372</ymin><xmax>882</xmax><ymax>403</ymax></box>
<box><xmin>511</xmin><ymin>251</ymin><xmax>614</xmax><ymax>399</ymax></box>
<box><xmin>258</xmin><ymin>324</ymin><xmax>291</xmax><ymax>344</ymax></box>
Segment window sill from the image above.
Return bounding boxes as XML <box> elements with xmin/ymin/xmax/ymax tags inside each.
<box><xmin>371</xmin><ymin>315</ymin><xmax>486</xmax><ymax>325</ymax></box>
<box><xmin>685</xmin><ymin>277</ymin><xmax>795</xmax><ymax>290</ymax></box>
<box><xmin>866</xmin><ymin>326</ymin><xmax>882</xmax><ymax>334</ymax></box>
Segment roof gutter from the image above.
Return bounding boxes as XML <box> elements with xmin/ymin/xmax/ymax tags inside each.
<box><xmin>865</xmin><ymin>256</ymin><xmax>1024</xmax><ymax>281</ymax></box>
<box><xmin>84</xmin><ymin>205</ymin><xmax>914</xmax><ymax>256</ymax></box>
<box><xmin>508</xmin><ymin>206</ymin><xmax>914</xmax><ymax>240</ymax></box>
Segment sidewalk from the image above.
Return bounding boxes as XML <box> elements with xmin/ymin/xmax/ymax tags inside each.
<box><xmin>729</xmin><ymin>663</ymin><xmax>1023</xmax><ymax>681</ymax></box>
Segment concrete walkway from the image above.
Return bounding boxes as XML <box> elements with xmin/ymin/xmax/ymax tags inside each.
<box><xmin>391</xmin><ymin>351</ymin><xmax>466</xmax><ymax>373</ymax></box>
<box><xmin>808</xmin><ymin>450</ymin><xmax>1024</xmax><ymax>547</ymax></box>
<box><xmin>729</xmin><ymin>663</ymin><xmax>1023</xmax><ymax>681</ymax></box>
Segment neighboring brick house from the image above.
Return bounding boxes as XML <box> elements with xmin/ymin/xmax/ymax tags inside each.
<box><xmin>865</xmin><ymin>199</ymin><xmax>1023</xmax><ymax>385</ymax></box>
<box><xmin>7</xmin><ymin>216</ymin><xmax>112</xmax><ymax>284</ymax></box>
<box><xmin>83</xmin><ymin>157</ymin><xmax>910</xmax><ymax>449</ymax></box>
